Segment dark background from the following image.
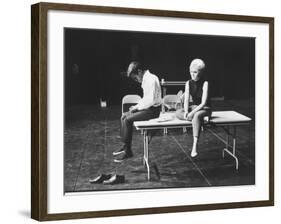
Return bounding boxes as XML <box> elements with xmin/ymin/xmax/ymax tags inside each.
<box><xmin>64</xmin><ymin>28</ymin><xmax>255</xmax><ymax>106</ymax></box>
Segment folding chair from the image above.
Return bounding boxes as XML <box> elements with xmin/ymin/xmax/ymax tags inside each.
<box><xmin>122</xmin><ymin>95</ymin><xmax>142</xmax><ymax>134</ymax></box>
<box><xmin>162</xmin><ymin>94</ymin><xmax>181</xmax><ymax>135</ymax></box>
<box><xmin>178</xmin><ymin>92</ymin><xmax>196</xmax><ymax>133</ymax></box>
<box><xmin>121</xmin><ymin>94</ymin><xmax>141</xmax><ymax>114</ymax></box>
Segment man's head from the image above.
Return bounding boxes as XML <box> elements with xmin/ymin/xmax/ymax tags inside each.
<box><xmin>127</xmin><ymin>61</ymin><xmax>145</xmax><ymax>83</ymax></box>
<box><xmin>189</xmin><ymin>58</ymin><xmax>206</xmax><ymax>81</ymax></box>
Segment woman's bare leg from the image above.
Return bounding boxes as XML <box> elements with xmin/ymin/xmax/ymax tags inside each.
<box><xmin>191</xmin><ymin>109</ymin><xmax>211</xmax><ymax>157</ymax></box>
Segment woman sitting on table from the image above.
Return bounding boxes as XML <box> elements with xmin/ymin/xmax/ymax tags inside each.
<box><xmin>176</xmin><ymin>58</ymin><xmax>211</xmax><ymax>157</ymax></box>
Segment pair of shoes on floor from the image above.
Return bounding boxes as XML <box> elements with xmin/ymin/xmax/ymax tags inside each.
<box><xmin>89</xmin><ymin>174</ymin><xmax>125</xmax><ymax>185</ymax></box>
<box><xmin>89</xmin><ymin>174</ymin><xmax>112</xmax><ymax>184</ymax></box>
<box><xmin>114</xmin><ymin>150</ymin><xmax>133</xmax><ymax>163</ymax></box>
<box><xmin>103</xmin><ymin>174</ymin><xmax>125</xmax><ymax>185</ymax></box>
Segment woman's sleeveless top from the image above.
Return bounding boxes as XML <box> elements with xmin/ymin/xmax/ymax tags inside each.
<box><xmin>189</xmin><ymin>79</ymin><xmax>211</xmax><ymax>107</ymax></box>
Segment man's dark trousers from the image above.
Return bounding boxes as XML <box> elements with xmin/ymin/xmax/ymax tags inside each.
<box><xmin>120</xmin><ymin>106</ymin><xmax>161</xmax><ymax>149</ymax></box>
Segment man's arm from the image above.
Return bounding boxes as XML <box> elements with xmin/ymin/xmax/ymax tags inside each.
<box><xmin>135</xmin><ymin>80</ymin><xmax>156</xmax><ymax>110</ymax></box>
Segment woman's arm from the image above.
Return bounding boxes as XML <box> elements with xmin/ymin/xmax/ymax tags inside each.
<box><xmin>188</xmin><ymin>81</ymin><xmax>209</xmax><ymax>117</ymax></box>
<box><xmin>183</xmin><ymin>81</ymin><xmax>190</xmax><ymax>118</ymax></box>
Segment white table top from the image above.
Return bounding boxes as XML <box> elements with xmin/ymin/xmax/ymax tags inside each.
<box><xmin>134</xmin><ymin>111</ymin><xmax>251</xmax><ymax>130</ymax></box>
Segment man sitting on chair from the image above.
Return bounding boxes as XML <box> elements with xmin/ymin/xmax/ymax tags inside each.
<box><xmin>113</xmin><ymin>61</ymin><xmax>162</xmax><ymax>162</ymax></box>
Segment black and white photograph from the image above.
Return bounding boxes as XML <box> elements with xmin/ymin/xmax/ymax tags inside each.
<box><xmin>1</xmin><ymin>0</ymin><xmax>279</xmax><ymax>222</ymax></box>
<box><xmin>29</xmin><ymin>2</ymin><xmax>274</xmax><ymax>221</ymax></box>
<box><xmin>64</xmin><ymin>28</ymin><xmax>255</xmax><ymax>193</ymax></box>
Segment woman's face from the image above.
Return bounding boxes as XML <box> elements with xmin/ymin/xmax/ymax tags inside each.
<box><xmin>190</xmin><ymin>66</ymin><xmax>201</xmax><ymax>81</ymax></box>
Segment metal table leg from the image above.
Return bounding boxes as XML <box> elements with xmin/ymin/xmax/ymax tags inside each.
<box><xmin>143</xmin><ymin>130</ymin><xmax>150</xmax><ymax>180</ymax></box>
<box><xmin>209</xmin><ymin>126</ymin><xmax>239</xmax><ymax>170</ymax></box>
<box><xmin>222</xmin><ymin>126</ymin><xmax>239</xmax><ymax>170</ymax></box>
<box><xmin>222</xmin><ymin>126</ymin><xmax>229</xmax><ymax>158</ymax></box>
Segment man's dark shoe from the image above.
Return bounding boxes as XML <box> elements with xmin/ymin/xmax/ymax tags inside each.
<box><xmin>103</xmin><ymin>174</ymin><xmax>125</xmax><ymax>185</ymax></box>
<box><xmin>114</xmin><ymin>151</ymin><xmax>133</xmax><ymax>163</ymax></box>
<box><xmin>113</xmin><ymin>146</ymin><xmax>127</xmax><ymax>156</ymax></box>
<box><xmin>89</xmin><ymin>174</ymin><xmax>112</xmax><ymax>184</ymax></box>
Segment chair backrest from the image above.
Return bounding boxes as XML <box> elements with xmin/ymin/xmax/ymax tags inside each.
<box><xmin>179</xmin><ymin>92</ymin><xmax>193</xmax><ymax>103</ymax></box>
<box><xmin>163</xmin><ymin>94</ymin><xmax>181</xmax><ymax>111</ymax></box>
<box><xmin>122</xmin><ymin>94</ymin><xmax>141</xmax><ymax>114</ymax></box>
<box><xmin>177</xmin><ymin>90</ymin><xmax>183</xmax><ymax>98</ymax></box>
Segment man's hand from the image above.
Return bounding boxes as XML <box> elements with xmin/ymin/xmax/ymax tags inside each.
<box><xmin>129</xmin><ymin>105</ymin><xmax>138</xmax><ymax>113</ymax></box>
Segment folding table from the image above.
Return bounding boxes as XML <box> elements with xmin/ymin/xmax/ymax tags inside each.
<box><xmin>134</xmin><ymin>111</ymin><xmax>251</xmax><ymax>180</ymax></box>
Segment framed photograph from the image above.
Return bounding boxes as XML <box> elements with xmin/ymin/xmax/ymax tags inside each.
<box><xmin>31</xmin><ymin>2</ymin><xmax>274</xmax><ymax>221</ymax></box>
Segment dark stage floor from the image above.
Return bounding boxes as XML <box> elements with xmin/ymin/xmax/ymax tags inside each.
<box><xmin>64</xmin><ymin>99</ymin><xmax>255</xmax><ymax>193</ymax></box>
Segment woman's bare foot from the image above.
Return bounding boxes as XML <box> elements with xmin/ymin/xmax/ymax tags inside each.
<box><xmin>191</xmin><ymin>150</ymin><xmax>198</xmax><ymax>157</ymax></box>
<box><xmin>191</xmin><ymin>136</ymin><xmax>198</xmax><ymax>157</ymax></box>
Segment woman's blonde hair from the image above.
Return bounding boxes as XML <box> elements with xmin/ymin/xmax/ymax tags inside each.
<box><xmin>190</xmin><ymin>58</ymin><xmax>206</xmax><ymax>71</ymax></box>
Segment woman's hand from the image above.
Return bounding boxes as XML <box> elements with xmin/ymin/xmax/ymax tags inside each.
<box><xmin>186</xmin><ymin>112</ymin><xmax>194</xmax><ymax>121</ymax></box>
<box><xmin>184</xmin><ymin>111</ymin><xmax>193</xmax><ymax>120</ymax></box>
<box><xmin>184</xmin><ymin>111</ymin><xmax>188</xmax><ymax>120</ymax></box>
